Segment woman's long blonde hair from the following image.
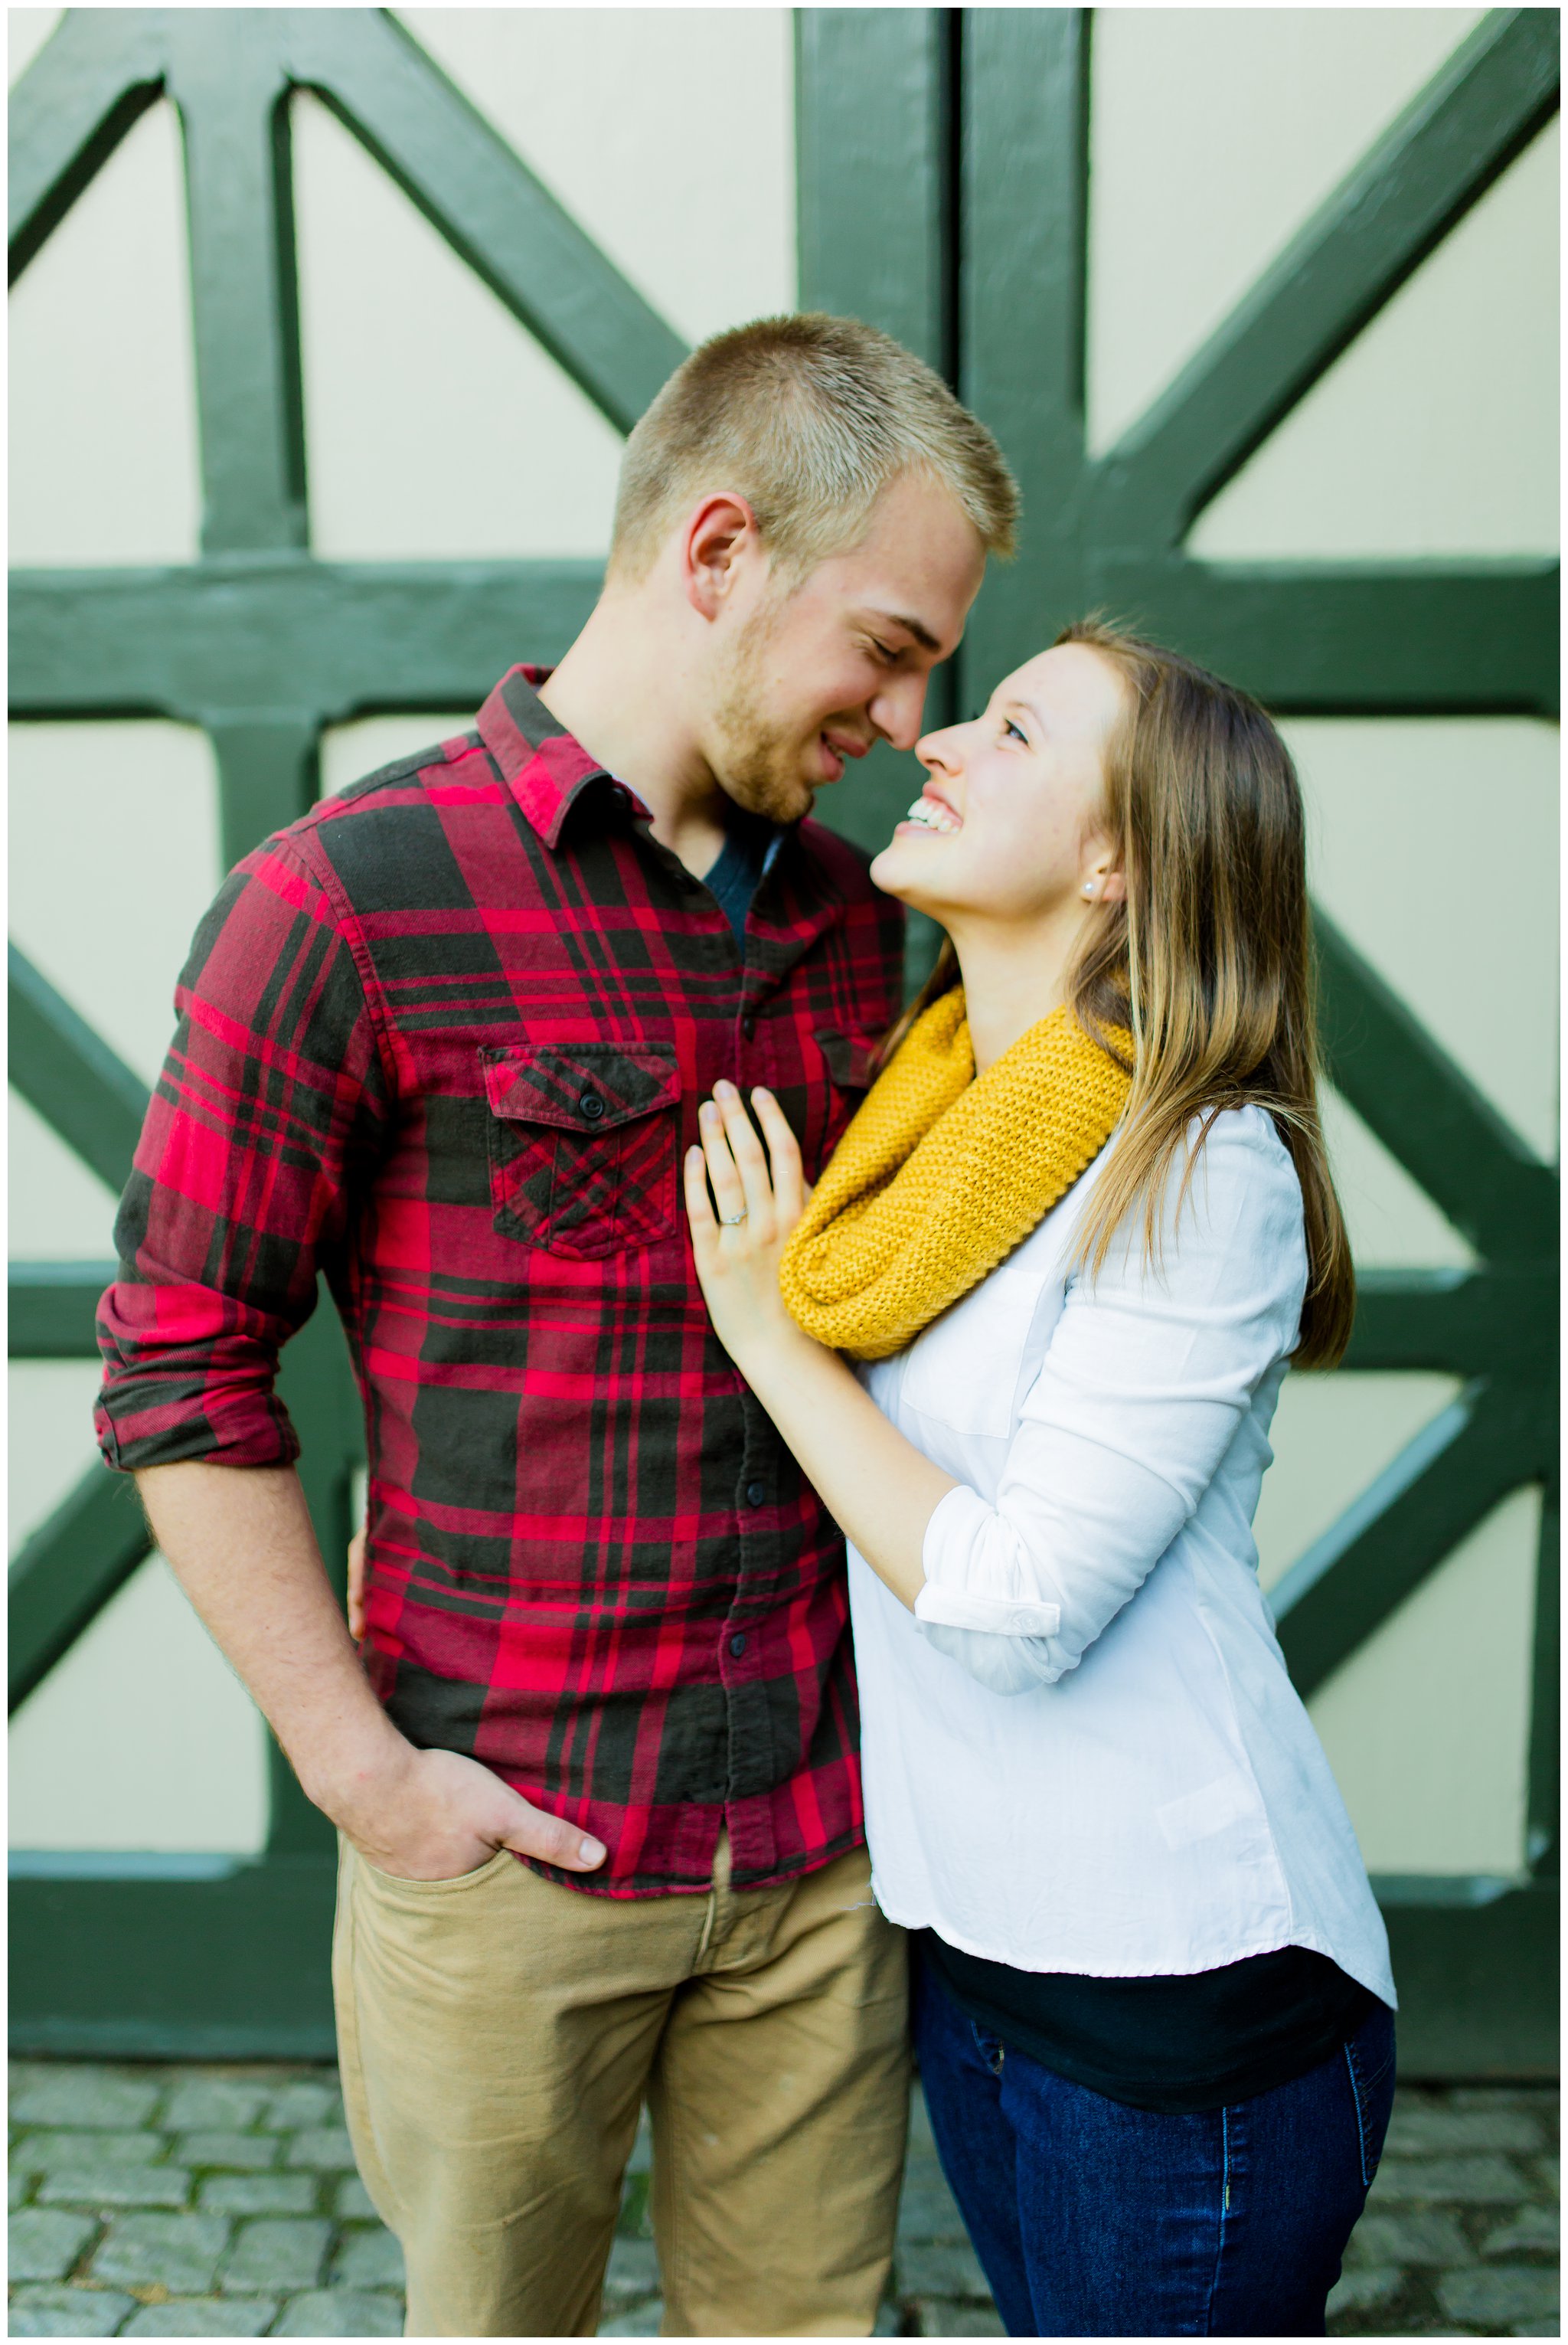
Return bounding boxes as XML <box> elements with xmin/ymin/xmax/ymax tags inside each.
<box><xmin>891</xmin><ymin>617</ymin><xmax>1355</xmax><ymax>1369</ymax></box>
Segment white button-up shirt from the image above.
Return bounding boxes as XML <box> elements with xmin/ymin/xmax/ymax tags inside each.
<box><xmin>849</xmin><ymin>1103</ymin><xmax>1396</xmax><ymax>2005</ymax></box>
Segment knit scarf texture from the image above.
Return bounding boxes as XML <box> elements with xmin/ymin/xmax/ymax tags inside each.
<box><xmin>779</xmin><ymin>987</ymin><xmax>1133</xmax><ymax>1362</ymax></box>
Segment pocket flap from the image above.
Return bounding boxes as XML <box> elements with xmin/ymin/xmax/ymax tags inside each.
<box><xmin>482</xmin><ymin>1043</ymin><xmax>681</xmax><ymax>1133</ymax></box>
<box><xmin>815</xmin><ymin>1030</ymin><xmax>881</xmax><ymax>1089</ymax></box>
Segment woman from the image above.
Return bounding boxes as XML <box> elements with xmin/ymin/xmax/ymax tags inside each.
<box><xmin>682</xmin><ymin>620</ymin><xmax>1395</xmax><ymax>2339</ymax></box>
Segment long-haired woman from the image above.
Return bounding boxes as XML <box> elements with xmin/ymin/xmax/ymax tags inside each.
<box><xmin>682</xmin><ymin>620</ymin><xmax>1395</xmax><ymax>2337</ymax></box>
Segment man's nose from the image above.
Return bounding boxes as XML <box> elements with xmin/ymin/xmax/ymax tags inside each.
<box><xmin>870</xmin><ymin>672</ymin><xmax>930</xmax><ymax>754</ymax></box>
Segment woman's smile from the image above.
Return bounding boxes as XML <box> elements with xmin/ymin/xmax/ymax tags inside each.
<box><xmin>898</xmin><ymin>785</ymin><xmax>963</xmax><ymax>836</ymax></box>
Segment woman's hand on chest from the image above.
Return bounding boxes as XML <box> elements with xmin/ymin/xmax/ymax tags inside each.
<box><xmin>684</xmin><ymin>1082</ymin><xmax>822</xmax><ymax>1376</ymax></box>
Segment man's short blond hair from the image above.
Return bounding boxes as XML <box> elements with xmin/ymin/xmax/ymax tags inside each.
<box><xmin>609</xmin><ymin>313</ymin><xmax>1019</xmax><ymax>584</ymax></box>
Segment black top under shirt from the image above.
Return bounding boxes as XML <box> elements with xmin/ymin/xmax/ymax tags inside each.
<box><xmin>703</xmin><ymin>809</ymin><xmax>773</xmax><ymax>942</ymax></box>
<box><xmin>919</xmin><ymin>1931</ymin><xmax>1377</xmax><ymax>2114</ymax></box>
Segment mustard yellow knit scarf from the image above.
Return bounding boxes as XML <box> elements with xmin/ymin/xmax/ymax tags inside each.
<box><xmin>779</xmin><ymin>987</ymin><xmax>1132</xmax><ymax>1362</ymax></box>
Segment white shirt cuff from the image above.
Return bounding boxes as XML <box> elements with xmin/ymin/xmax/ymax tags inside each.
<box><xmin>914</xmin><ymin>1582</ymin><xmax>1063</xmax><ymax>1639</ymax></box>
<box><xmin>918</xmin><ymin>1483</ymin><xmax>1063</xmax><ymax>1637</ymax></box>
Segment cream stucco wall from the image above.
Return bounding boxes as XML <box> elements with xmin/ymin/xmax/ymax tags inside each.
<box><xmin>9</xmin><ymin>8</ymin><xmax>1557</xmax><ymax>1878</ymax></box>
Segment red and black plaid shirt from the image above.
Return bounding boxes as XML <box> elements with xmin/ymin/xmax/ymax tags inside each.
<box><xmin>96</xmin><ymin>666</ymin><xmax>904</xmax><ymax>1895</ymax></box>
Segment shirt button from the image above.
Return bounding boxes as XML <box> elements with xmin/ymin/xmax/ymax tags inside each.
<box><xmin>745</xmin><ymin>1482</ymin><xmax>766</xmax><ymax>1508</ymax></box>
<box><xmin>580</xmin><ymin>1091</ymin><xmax>605</xmax><ymax>1120</ymax></box>
<box><xmin>742</xmin><ymin>1014</ymin><xmax>756</xmax><ymax>1041</ymax></box>
<box><xmin>729</xmin><ymin>1632</ymin><xmax>748</xmax><ymax>1657</ymax></box>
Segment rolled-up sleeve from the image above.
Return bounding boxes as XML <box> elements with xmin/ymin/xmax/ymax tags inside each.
<box><xmin>95</xmin><ymin>836</ymin><xmax>391</xmax><ymax>1472</ymax></box>
<box><xmin>913</xmin><ymin>1114</ymin><xmax>1308</xmax><ymax>1688</ymax></box>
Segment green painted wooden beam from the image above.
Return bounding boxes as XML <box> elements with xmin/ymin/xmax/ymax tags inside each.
<box><xmin>1344</xmin><ymin>1267</ymin><xmax>1552</xmax><ymax>1379</ymax></box>
<box><xmin>265</xmin><ymin>1303</ymin><xmax>363</xmax><ymax>1859</ymax></box>
<box><xmin>8</xmin><ymin>1263</ymin><xmax>116</xmax><ymax>1359</ymax></box>
<box><xmin>7</xmin><ymin>1855</ymin><xmax>1553</xmax><ymax>2073</ymax></box>
<box><xmin>1272</xmin><ymin>1382</ymin><xmax>1550</xmax><ymax>1696</ymax></box>
<box><xmin>1096</xmin><ymin>8</ymin><xmax>1560</xmax><ymax>545</ymax></box>
<box><xmin>975</xmin><ymin>548</ymin><xmax>1557</xmax><ymax>718</ymax></box>
<box><xmin>209</xmin><ymin>714</ymin><xmax>323</xmax><ymax>874</ymax></box>
<box><xmin>8</xmin><ymin>945</ymin><xmax>150</xmax><ymax>1196</ymax></box>
<box><xmin>286</xmin><ymin>8</ymin><xmax>687</xmax><ymax>435</ymax></box>
<box><xmin>9</xmin><ymin>1464</ymin><xmax>153</xmax><ymax>1715</ymax></box>
<box><xmin>955</xmin><ymin>9</ymin><xmax>1559</xmax><ymax>721</ymax></box>
<box><xmin>1375</xmin><ymin>1876</ymin><xmax>1557</xmax><ymax>2076</ymax></box>
<box><xmin>1315</xmin><ymin>914</ymin><xmax>1557</xmax><ymax>1263</ymax></box>
<box><xmin>9</xmin><ymin>559</ymin><xmax>604</xmax><ymax>727</ymax></box>
<box><xmin>795</xmin><ymin>7</ymin><xmax>954</xmax><ymax>376</ymax></box>
<box><xmin>163</xmin><ymin>18</ymin><xmax>309</xmax><ymax>555</ymax></box>
<box><xmin>957</xmin><ymin>6</ymin><xmax>1091</xmax><ymax>699</ymax></box>
<box><xmin>792</xmin><ymin>3</ymin><xmax>961</xmax><ymax>875</ymax></box>
<box><xmin>8</xmin><ymin>9</ymin><xmax>165</xmax><ymax>281</ymax></box>
<box><xmin>1086</xmin><ymin>558</ymin><xmax>1560</xmax><ymax>718</ymax></box>
<box><xmin>1526</xmin><ymin>1480</ymin><xmax>1560</xmax><ymax>1876</ymax></box>
<box><xmin>6</xmin><ymin>1280</ymin><xmax>364</xmax><ymax>1841</ymax></box>
<box><xmin>9</xmin><ymin>1856</ymin><xmax>340</xmax><ymax>2060</ymax></box>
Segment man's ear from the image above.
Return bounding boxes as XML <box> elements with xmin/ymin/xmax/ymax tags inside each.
<box><xmin>681</xmin><ymin>493</ymin><xmax>761</xmax><ymax>621</ymax></box>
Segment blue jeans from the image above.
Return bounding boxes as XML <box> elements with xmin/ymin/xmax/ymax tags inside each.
<box><xmin>914</xmin><ymin>1954</ymin><xmax>1396</xmax><ymax>2337</ymax></box>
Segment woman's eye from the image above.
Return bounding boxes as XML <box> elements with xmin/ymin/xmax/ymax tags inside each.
<box><xmin>1003</xmin><ymin>718</ymin><xmax>1028</xmax><ymax>744</ymax></box>
<box><xmin>869</xmin><ymin>639</ymin><xmax>899</xmax><ymax>667</ymax></box>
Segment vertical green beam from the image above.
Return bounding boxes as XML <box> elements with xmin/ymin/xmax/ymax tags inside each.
<box><xmin>162</xmin><ymin>12</ymin><xmax>358</xmax><ymax>1857</ymax></box>
<box><xmin>263</xmin><ymin>1306</ymin><xmax>363</xmax><ymax>1859</ymax></box>
<box><xmin>795</xmin><ymin>6</ymin><xmax>958</xmax><ymax>944</ymax></box>
<box><xmin>165</xmin><ymin>15</ymin><xmax>307</xmax><ymax>555</ymax></box>
<box><xmin>795</xmin><ymin>7</ymin><xmax>954</xmax><ymax>375</ymax></box>
<box><xmin>1527</xmin><ymin>1480</ymin><xmax>1560</xmax><ymax>1876</ymax></box>
<box><xmin>959</xmin><ymin>8</ymin><xmax>1091</xmax><ymax>696</ymax></box>
<box><xmin>206</xmin><ymin>715</ymin><xmax>322</xmax><ymax>876</ymax></box>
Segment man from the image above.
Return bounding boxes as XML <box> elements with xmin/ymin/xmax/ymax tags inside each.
<box><xmin>96</xmin><ymin>313</ymin><xmax>1018</xmax><ymax>2337</ymax></box>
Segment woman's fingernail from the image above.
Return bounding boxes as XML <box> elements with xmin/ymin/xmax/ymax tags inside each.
<box><xmin>753</xmin><ymin>1085</ymin><xmax>773</xmax><ymax>1101</ymax></box>
<box><xmin>686</xmin><ymin>1144</ymin><xmax>702</xmax><ymax>1162</ymax></box>
<box><xmin>714</xmin><ymin>1078</ymin><xmax>737</xmax><ymax>1099</ymax></box>
<box><xmin>579</xmin><ymin>1836</ymin><xmax>606</xmax><ymax>1864</ymax></box>
<box><xmin>700</xmin><ymin>1101</ymin><xmax>717</xmax><ymax>1120</ymax></box>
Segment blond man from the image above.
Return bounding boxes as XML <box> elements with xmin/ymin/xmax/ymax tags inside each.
<box><xmin>96</xmin><ymin>316</ymin><xmax>1018</xmax><ymax>2337</ymax></box>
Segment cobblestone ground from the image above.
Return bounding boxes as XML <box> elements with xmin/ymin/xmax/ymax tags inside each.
<box><xmin>8</xmin><ymin>2062</ymin><xmax>1557</xmax><ymax>2337</ymax></box>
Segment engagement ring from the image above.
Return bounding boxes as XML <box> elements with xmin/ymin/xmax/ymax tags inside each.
<box><xmin>721</xmin><ymin>1212</ymin><xmax>748</xmax><ymax>1225</ymax></box>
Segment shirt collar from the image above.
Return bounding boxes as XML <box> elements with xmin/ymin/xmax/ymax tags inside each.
<box><xmin>477</xmin><ymin>664</ymin><xmax>615</xmax><ymax>849</ymax></box>
<box><xmin>478</xmin><ymin>662</ymin><xmax>794</xmax><ymax>874</ymax></box>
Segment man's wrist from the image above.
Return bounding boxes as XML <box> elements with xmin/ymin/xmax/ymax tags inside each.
<box><xmin>298</xmin><ymin>1711</ymin><xmax>413</xmax><ymax>1830</ymax></box>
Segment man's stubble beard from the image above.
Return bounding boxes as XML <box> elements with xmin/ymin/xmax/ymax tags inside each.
<box><xmin>707</xmin><ymin>603</ymin><xmax>818</xmax><ymax>826</ymax></box>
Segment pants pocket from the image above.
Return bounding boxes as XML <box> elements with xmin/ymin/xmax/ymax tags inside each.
<box><xmin>354</xmin><ymin>1843</ymin><xmax>518</xmax><ymax>1900</ymax></box>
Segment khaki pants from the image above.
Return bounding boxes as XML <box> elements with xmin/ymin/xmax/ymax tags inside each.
<box><xmin>332</xmin><ymin>1833</ymin><xmax>910</xmax><ymax>2338</ymax></box>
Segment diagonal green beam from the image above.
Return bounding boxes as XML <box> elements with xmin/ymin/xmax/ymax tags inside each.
<box><xmin>1314</xmin><ymin>913</ymin><xmax>1557</xmax><ymax>1263</ymax></box>
<box><xmin>8</xmin><ymin>1264</ymin><xmax>117</xmax><ymax>1359</ymax></box>
<box><xmin>285</xmin><ymin>8</ymin><xmax>688</xmax><ymax>435</ymax></box>
<box><xmin>1273</xmin><ymin>1379</ymin><xmax>1549</xmax><ymax>1696</ymax></box>
<box><xmin>1096</xmin><ymin>8</ymin><xmax>1560</xmax><ymax>545</ymax></box>
<box><xmin>9</xmin><ymin>946</ymin><xmax>150</xmax><ymax>1196</ymax></box>
<box><xmin>10</xmin><ymin>1464</ymin><xmax>153</xmax><ymax>1715</ymax></box>
<box><xmin>8</xmin><ymin>8</ymin><xmax>165</xmax><ymax>282</ymax></box>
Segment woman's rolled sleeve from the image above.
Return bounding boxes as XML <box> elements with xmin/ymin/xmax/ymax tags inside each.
<box><xmin>913</xmin><ymin>1110</ymin><xmax>1308</xmax><ymax>1689</ymax></box>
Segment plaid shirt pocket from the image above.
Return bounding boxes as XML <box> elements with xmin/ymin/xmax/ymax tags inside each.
<box><xmin>482</xmin><ymin>1042</ymin><xmax>683</xmax><ymax>1259</ymax></box>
